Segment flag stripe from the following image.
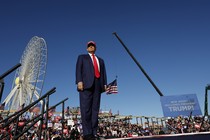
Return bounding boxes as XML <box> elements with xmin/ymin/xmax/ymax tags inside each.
<box><xmin>106</xmin><ymin>79</ymin><xmax>118</xmax><ymax>94</ymax></box>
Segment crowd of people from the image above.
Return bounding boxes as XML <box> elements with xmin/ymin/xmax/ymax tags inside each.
<box><xmin>95</xmin><ymin>115</ymin><xmax>210</xmax><ymax>138</ymax></box>
<box><xmin>0</xmin><ymin>111</ymin><xmax>210</xmax><ymax>140</ymax></box>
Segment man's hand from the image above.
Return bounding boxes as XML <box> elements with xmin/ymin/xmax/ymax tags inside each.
<box><xmin>77</xmin><ymin>82</ymin><xmax>84</xmax><ymax>91</ymax></box>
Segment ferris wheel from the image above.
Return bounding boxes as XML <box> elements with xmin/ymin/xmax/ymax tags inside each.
<box><xmin>3</xmin><ymin>36</ymin><xmax>47</xmax><ymax>111</ymax></box>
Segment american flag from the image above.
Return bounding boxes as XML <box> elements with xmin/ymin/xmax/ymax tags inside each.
<box><xmin>106</xmin><ymin>79</ymin><xmax>118</xmax><ymax>94</ymax></box>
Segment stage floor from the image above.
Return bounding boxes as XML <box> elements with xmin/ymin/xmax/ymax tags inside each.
<box><xmin>105</xmin><ymin>132</ymin><xmax>210</xmax><ymax>140</ymax></box>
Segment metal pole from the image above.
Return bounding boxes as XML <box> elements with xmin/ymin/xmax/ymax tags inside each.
<box><xmin>204</xmin><ymin>85</ymin><xmax>209</xmax><ymax>116</ymax></box>
<box><xmin>161</xmin><ymin>118</ymin><xmax>164</xmax><ymax>128</ymax></box>
<box><xmin>156</xmin><ymin>118</ymin><xmax>159</xmax><ymax>126</ymax></box>
<box><xmin>113</xmin><ymin>32</ymin><xmax>164</xmax><ymax>96</ymax></box>
<box><xmin>45</xmin><ymin>95</ymin><xmax>49</xmax><ymax>140</ymax></box>
<box><xmin>136</xmin><ymin>117</ymin><xmax>139</xmax><ymax>125</ymax></box>
<box><xmin>61</xmin><ymin>102</ymin><xmax>65</xmax><ymax>139</ymax></box>
<box><xmin>151</xmin><ymin>117</ymin><xmax>154</xmax><ymax>130</ymax></box>
<box><xmin>13</xmin><ymin>98</ymin><xmax>68</xmax><ymax>140</ymax></box>
<box><xmin>39</xmin><ymin>99</ymin><xmax>45</xmax><ymax>140</ymax></box>
<box><xmin>145</xmin><ymin>117</ymin><xmax>149</xmax><ymax>128</ymax></box>
<box><xmin>0</xmin><ymin>79</ymin><xmax>4</xmax><ymax>102</ymax></box>
<box><xmin>140</xmin><ymin>116</ymin><xmax>143</xmax><ymax>127</ymax></box>
<box><xmin>0</xmin><ymin>63</ymin><xmax>21</xmax><ymax>80</ymax></box>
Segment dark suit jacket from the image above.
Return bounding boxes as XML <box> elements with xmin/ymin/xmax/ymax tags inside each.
<box><xmin>76</xmin><ymin>54</ymin><xmax>107</xmax><ymax>93</ymax></box>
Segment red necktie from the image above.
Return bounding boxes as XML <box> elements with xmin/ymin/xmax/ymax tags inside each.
<box><xmin>92</xmin><ymin>54</ymin><xmax>100</xmax><ymax>78</ymax></box>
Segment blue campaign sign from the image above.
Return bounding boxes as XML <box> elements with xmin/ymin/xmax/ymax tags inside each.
<box><xmin>160</xmin><ymin>94</ymin><xmax>202</xmax><ymax>117</ymax></box>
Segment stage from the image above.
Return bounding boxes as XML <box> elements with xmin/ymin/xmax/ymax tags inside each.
<box><xmin>106</xmin><ymin>132</ymin><xmax>210</xmax><ymax>140</ymax></box>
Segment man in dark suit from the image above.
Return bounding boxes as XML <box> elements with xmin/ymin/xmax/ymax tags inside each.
<box><xmin>76</xmin><ymin>41</ymin><xmax>107</xmax><ymax>140</ymax></box>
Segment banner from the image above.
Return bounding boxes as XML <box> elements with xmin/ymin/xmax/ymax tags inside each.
<box><xmin>160</xmin><ymin>94</ymin><xmax>202</xmax><ymax>117</ymax></box>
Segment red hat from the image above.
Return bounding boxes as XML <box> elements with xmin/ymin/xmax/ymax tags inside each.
<box><xmin>87</xmin><ymin>41</ymin><xmax>96</xmax><ymax>47</ymax></box>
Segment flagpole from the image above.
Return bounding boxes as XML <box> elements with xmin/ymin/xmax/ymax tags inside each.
<box><xmin>113</xmin><ymin>32</ymin><xmax>164</xmax><ymax>96</ymax></box>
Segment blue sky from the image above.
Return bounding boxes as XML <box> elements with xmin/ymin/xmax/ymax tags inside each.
<box><xmin>0</xmin><ymin>0</ymin><xmax>210</xmax><ymax>119</ymax></box>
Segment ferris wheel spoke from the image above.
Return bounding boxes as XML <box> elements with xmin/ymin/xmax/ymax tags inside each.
<box><xmin>3</xmin><ymin>85</ymin><xmax>19</xmax><ymax>105</ymax></box>
<box><xmin>26</xmin><ymin>72</ymin><xmax>39</xmax><ymax>80</ymax></box>
<box><xmin>29</xmin><ymin>80</ymin><xmax>43</xmax><ymax>85</ymax></box>
<box><xmin>25</xmin><ymin>87</ymin><xmax>32</xmax><ymax>99</ymax></box>
<box><xmin>34</xmin><ymin>90</ymin><xmax>41</xmax><ymax>99</ymax></box>
<box><xmin>25</xmin><ymin>87</ymin><xmax>34</xmax><ymax>103</ymax></box>
<box><xmin>10</xmin><ymin>89</ymin><xmax>20</xmax><ymax>110</ymax></box>
<box><xmin>29</xmin><ymin>80</ymin><xmax>43</xmax><ymax>83</ymax></box>
<box><xmin>19</xmin><ymin>85</ymin><xmax>23</xmax><ymax>107</ymax></box>
<box><xmin>29</xmin><ymin>90</ymin><xmax>40</xmax><ymax>103</ymax></box>
<box><xmin>28</xmin><ymin>84</ymin><xmax>41</xmax><ymax>92</ymax></box>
